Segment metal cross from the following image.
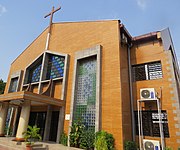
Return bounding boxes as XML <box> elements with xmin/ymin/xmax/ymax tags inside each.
<box><xmin>44</xmin><ymin>6</ymin><xmax>61</xmax><ymax>33</ymax></box>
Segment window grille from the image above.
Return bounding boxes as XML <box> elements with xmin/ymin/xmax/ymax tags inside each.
<box><xmin>132</xmin><ymin>61</ymin><xmax>163</xmax><ymax>81</ymax></box>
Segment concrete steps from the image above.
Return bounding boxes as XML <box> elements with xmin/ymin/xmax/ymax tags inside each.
<box><xmin>0</xmin><ymin>137</ymin><xmax>82</xmax><ymax>150</ymax></box>
<box><xmin>32</xmin><ymin>144</ymin><xmax>48</xmax><ymax>150</ymax></box>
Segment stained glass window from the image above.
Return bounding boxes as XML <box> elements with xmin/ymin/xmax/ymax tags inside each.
<box><xmin>29</xmin><ymin>64</ymin><xmax>42</xmax><ymax>83</ymax></box>
<box><xmin>9</xmin><ymin>77</ymin><xmax>18</xmax><ymax>93</ymax></box>
<box><xmin>46</xmin><ymin>55</ymin><xmax>65</xmax><ymax>80</ymax></box>
<box><xmin>73</xmin><ymin>56</ymin><xmax>97</xmax><ymax>131</ymax></box>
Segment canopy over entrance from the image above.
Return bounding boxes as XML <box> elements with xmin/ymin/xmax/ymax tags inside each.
<box><xmin>0</xmin><ymin>91</ymin><xmax>64</xmax><ymax>106</ymax></box>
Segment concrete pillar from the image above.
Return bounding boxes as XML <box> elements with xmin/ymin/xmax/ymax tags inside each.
<box><xmin>15</xmin><ymin>100</ymin><xmax>31</xmax><ymax>141</ymax></box>
<box><xmin>43</xmin><ymin>105</ymin><xmax>52</xmax><ymax>141</ymax></box>
<box><xmin>56</xmin><ymin>106</ymin><xmax>65</xmax><ymax>143</ymax></box>
<box><xmin>0</xmin><ymin>102</ymin><xmax>9</xmax><ymax>136</ymax></box>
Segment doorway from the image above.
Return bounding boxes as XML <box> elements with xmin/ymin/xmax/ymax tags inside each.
<box><xmin>49</xmin><ymin>111</ymin><xmax>59</xmax><ymax>142</ymax></box>
<box><xmin>29</xmin><ymin>112</ymin><xmax>47</xmax><ymax>139</ymax></box>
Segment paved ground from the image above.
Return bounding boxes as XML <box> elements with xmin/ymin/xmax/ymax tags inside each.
<box><xmin>0</xmin><ymin>145</ymin><xmax>22</xmax><ymax>150</ymax></box>
<box><xmin>0</xmin><ymin>137</ymin><xmax>81</xmax><ymax>150</ymax></box>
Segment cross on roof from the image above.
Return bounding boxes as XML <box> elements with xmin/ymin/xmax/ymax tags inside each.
<box><xmin>44</xmin><ymin>6</ymin><xmax>61</xmax><ymax>33</ymax></box>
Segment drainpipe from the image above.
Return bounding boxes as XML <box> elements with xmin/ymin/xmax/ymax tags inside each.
<box><xmin>127</xmin><ymin>43</ymin><xmax>136</xmax><ymax>141</ymax></box>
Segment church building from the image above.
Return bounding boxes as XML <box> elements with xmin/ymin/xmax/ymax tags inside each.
<box><xmin>0</xmin><ymin>7</ymin><xmax>180</xmax><ymax>150</ymax></box>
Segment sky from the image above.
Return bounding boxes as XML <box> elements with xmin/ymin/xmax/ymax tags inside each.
<box><xmin>0</xmin><ymin>0</ymin><xmax>180</xmax><ymax>81</ymax></box>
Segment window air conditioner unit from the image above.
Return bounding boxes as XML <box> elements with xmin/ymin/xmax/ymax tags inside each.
<box><xmin>140</xmin><ymin>88</ymin><xmax>156</xmax><ymax>100</ymax></box>
<box><xmin>143</xmin><ymin>139</ymin><xmax>160</xmax><ymax>150</ymax></box>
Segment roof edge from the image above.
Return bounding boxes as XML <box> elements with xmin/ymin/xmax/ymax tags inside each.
<box><xmin>133</xmin><ymin>31</ymin><xmax>158</xmax><ymax>41</ymax></box>
<box><xmin>53</xmin><ymin>19</ymin><xmax>121</xmax><ymax>24</ymax></box>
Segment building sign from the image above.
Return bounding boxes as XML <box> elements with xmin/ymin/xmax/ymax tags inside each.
<box><xmin>65</xmin><ymin>114</ymin><xmax>70</xmax><ymax>120</ymax></box>
<box><xmin>134</xmin><ymin>110</ymin><xmax>169</xmax><ymax>137</ymax></box>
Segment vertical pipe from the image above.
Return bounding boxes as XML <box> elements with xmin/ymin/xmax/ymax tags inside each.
<box><xmin>140</xmin><ymin>101</ymin><xmax>144</xmax><ymax>149</ymax></box>
<box><xmin>157</xmin><ymin>99</ymin><xmax>165</xmax><ymax>149</ymax></box>
<box><xmin>137</xmin><ymin>100</ymin><xmax>142</xmax><ymax>150</ymax></box>
<box><xmin>127</xmin><ymin>44</ymin><xmax>136</xmax><ymax>141</ymax></box>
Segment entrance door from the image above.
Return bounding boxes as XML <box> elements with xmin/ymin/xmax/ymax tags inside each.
<box><xmin>49</xmin><ymin>111</ymin><xmax>59</xmax><ymax>142</ymax></box>
<box><xmin>29</xmin><ymin>112</ymin><xmax>46</xmax><ymax>139</ymax></box>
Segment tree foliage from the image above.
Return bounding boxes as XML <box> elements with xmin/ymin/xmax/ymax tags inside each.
<box><xmin>95</xmin><ymin>131</ymin><xmax>115</xmax><ymax>150</ymax></box>
<box><xmin>0</xmin><ymin>79</ymin><xmax>6</xmax><ymax>94</ymax></box>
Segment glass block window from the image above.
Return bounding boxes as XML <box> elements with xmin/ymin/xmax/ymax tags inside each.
<box><xmin>9</xmin><ymin>77</ymin><xmax>18</xmax><ymax>93</ymax></box>
<box><xmin>46</xmin><ymin>55</ymin><xmax>65</xmax><ymax>80</ymax></box>
<box><xmin>29</xmin><ymin>64</ymin><xmax>42</xmax><ymax>83</ymax></box>
<box><xmin>132</xmin><ymin>61</ymin><xmax>163</xmax><ymax>81</ymax></box>
<box><xmin>73</xmin><ymin>56</ymin><xmax>97</xmax><ymax>131</ymax></box>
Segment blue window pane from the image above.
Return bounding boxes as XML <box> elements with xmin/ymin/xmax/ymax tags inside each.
<box><xmin>30</xmin><ymin>64</ymin><xmax>42</xmax><ymax>83</ymax></box>
<box><xmin>46</xmin><ymin>55</ymin><xmax>65</xmax><ymax>79</ymax></box>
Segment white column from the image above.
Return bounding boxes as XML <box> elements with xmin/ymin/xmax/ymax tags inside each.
<box><xmin>0</xmin><ymin>102</ymin><xmax>9</xmax><ymax>136</ymax></box>
<box><xmin>16</xmin><ymin>100</ymin><xmax>31</xmax><ymax>140</ymax></box>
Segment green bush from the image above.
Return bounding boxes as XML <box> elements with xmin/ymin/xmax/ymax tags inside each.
<box><xmin>69</xmin><ymin>120</ymin><xmax>85</xmax><ymax>148</ymax></box>
<box><xmin>80</xmin><ymin>130</ymin><xmax>95</xmax><ymax>150</ymax></box>
<box><xmin>124</xmin><ymin>141</ymin><xmax>137</xmax><ymax>150</ymax></box>
<box><xmin>60</xmin><ymin>132</ymin><xmax>68</xmax><ymax>146</ymax></box>
<box><xmin>69</xmin><ymin>121</ymin><xmax>115</xmax><ymax>150</ymax></box>
<box><xmin>95</xmin><ymin>130</ymin><xmax>115</xmax><ymax>150</ymax></box>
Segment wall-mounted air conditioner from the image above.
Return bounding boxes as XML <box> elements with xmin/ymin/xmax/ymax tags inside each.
<box><xmin>143</xmin><ymin>139</ymin><xmax>160</xmax><ymax>150</ymax></box>
<box><xmin>140</xmin><ymin>88</ymin><xmax>156</xmax><ymax>100</ymax></box>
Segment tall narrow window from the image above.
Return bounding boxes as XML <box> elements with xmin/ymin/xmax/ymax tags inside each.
<box><xmin>73</xmin><ymin>56</ymin><xmax>97</xmax><ymax>131</ymax></box>
<box><xmin>9</xmin><ymin>77</ymin><xmax>18</xmax><ymax>93</ymax></box>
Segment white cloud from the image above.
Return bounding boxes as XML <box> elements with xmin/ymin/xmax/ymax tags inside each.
<box><xmin>0</xmin><ymin>4</ymin><xmax>7</xmax><ymax>16</ymax></box>
<box><xmin>136</xmin><ymin>0</ymin><xmax>147</xmax><ymax>10</ymax></box>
